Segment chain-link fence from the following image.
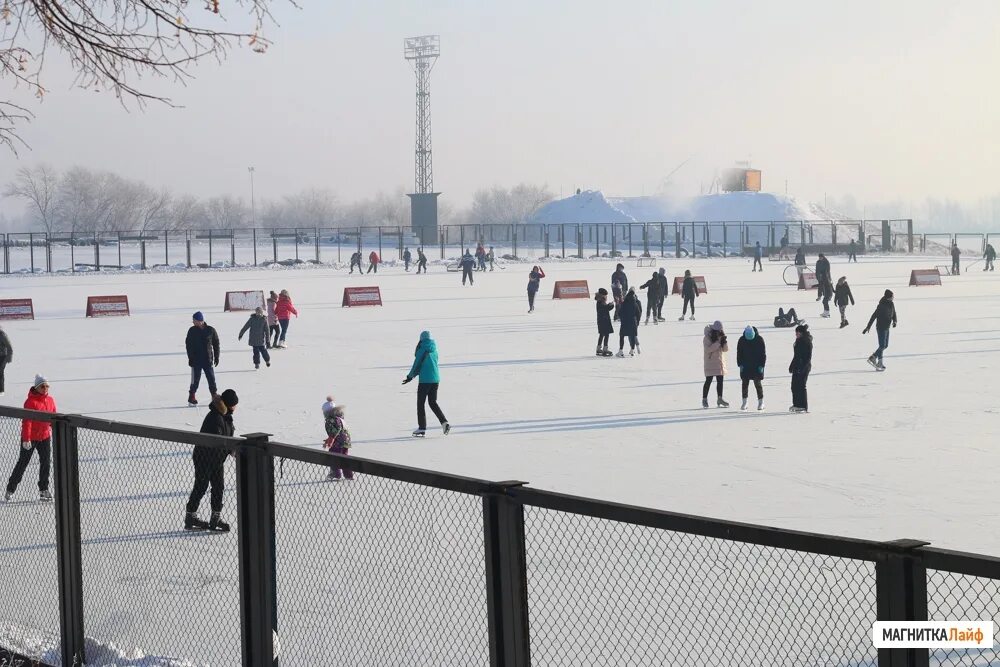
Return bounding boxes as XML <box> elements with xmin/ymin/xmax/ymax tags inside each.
<box><xmin>927</xmin><ymin>568</ymin><xmax>1000</xmax><ymax>666</ymax></box>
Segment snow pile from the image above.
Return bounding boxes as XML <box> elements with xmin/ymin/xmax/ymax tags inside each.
<box><xmin>0</xmin><ymin>625</ymin><xmax>201</xmax><ymax>666</ymax></box>
<box><xmin>531</xmin><ymin>190</ymin><xmax>826</xmax><ymax>224</ymax></box>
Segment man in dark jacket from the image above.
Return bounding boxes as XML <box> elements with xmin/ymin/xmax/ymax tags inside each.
<box><xmin>184</xmin><ymin>389</ymin><xmax>238</xmax><ymax>532</ymax></box>
<box><xmin>951</xmin><ymin>243</ymin><xmax>961</xmax><ymax>275</ymax></box>
<box><xmin>611</xmin><ymin>263</ymin><xmax>629</xmax><ymax>293</ymax></box>
<box><xmin>862</xmin><ymin>289</ymin><xmax>897</xmax><ymax>371</ymax></box>
<box><xmin>815</xmin><ymin>253</ymin><xmax>831</xmax><ymax>302</ymax></box>
<box><xmin>789</xmin><ymin>324</ymin><xmax>813</xmax><ymax>413</ymax></box>
<box><xmin>753</xmin><ymin>241</ymin><xmax>764</xmax><ymax>272</ymax></box>
<box><xmin>834</xmin><ymin>277</ymin><xmax>855</xmax><ymax>328</ymax></box>
<box><xmin>403</xmin><ymin>247</ymin><xmax>412</xmax><ymax>272</ymax></box>
<box><xmin>984</xmin><ymin>243</ymin><xmax>995</xmax><ymax>271</ymax></box>
<box><xmin>736</xmin><ymin>325</ymin><xmax>766</xmax><ymax>411</ymax></box>
<box><xmin>848</xmin><ymin>239</ymin><xmax>858</xmax><ymax>263</ymax></box>
<box><xmin>679</xmin><ymin>270</ymin><xmax>699</xmax><ymax>321</ymax></box>
<box><xmin>349</xmin><ymin>251</ymin><xmax>363</xmax><ymax>274</ymax></box>
<box><xmin>0</xmin><ymin>326</ymin><xmax>11</xmax><ymax>395</ymax></box>
<box><xmin>186</xmin><ymin>312</ymin><xmax>220</xmax><ymax>406</ymax></box>
<box><xmin>639</xmin><ymin>271</ymin><xmax>662</xmax><ymax>325</ymax></box>
<box><xmin>655</xmin><ymin>267</ymin><xmax>668</xmax><ymax>321</ymax></box>
<box><xmin>417</xmin><ymin>248</ymin><xmax>428</xmax><ymax>274</ymax></box>
<box><xmin>461</xmin><ymin>250</ymin><xmax>476</xmax><ymax>285</ymax></box>
<box><xmin>616</xmin><ymin>289</ymin><xmax>641</xmax><ymax>356</ymax></box>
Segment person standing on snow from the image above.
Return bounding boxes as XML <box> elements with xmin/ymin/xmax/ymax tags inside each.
<box><xmin>274</xmin><ymin>289</ymin><xmax>298</xmax><ymax>348</ymax></box>
<box><xmin>834</xmin><ymin>277</ymin><xmax>855</xmax><ymax>328</ymax></box>
<box><xmin>984</xmin><ymin>243</ymin><xmax>996</xmax><ymax>271</ymax></box>
<box><xmin>0</xmin><ymin>325</ymin><xmax>12</xmax><ymax>395</ymax></box>
<box><xmin>349</xmin><ymin>251</ymin><xmax>364</xmax><ymax>274</ymax></box>
<box><xmin>788</xmin><ymin>324</ymin><xmax>813</xmax><ymax>413</ymax></box>
<box><xmin>951</xmin><ymin>243</ymin><xmax>961</xmax><ymax>275</ymax></box>
<box><xmin>487</xmin><ymin>246</ymin><xmax>496</xmax><ymax>271</ymax></box>
<box><xmin>184</xmin><ymin>389</ymin><xmax>239</xmax><ymax>532</ymax></box>
<box><xmin>655</xmin><ymin>268</ymin><xmax>668</xmax><ymax>321</ymax></box>
<box><xmin>819</xmin><ymin>276</ymin><xmax>834</xmax><ymax>318</ymax></box>
<box><xmin>527</xmin><ymin>265</ymin><xmax>545</xmax><ymax>313</ymax></box>
<box><xmin>862</xmin><ymin>289</ymin><xmax>897</xmax><ymax>371</ymax></box>
<box><xmin>460</xmin><ymin>250</ymin><xmax>476</xmax><ymax>286</ymax></box>
<box><xmin>265</xmin><ymin>291</ymin><xmax>280</xmax><ymax>348</ymax></box>
<box><xmin>186</xmin><ymin>311</ymin><xmax>220</xmax><ymax>406</ymax></box>
<box><xmin>402</xmin><ymin>331</ymin><xmax>450</xmax><ymax>437</ymax></box>
<box><xmin>702</xmin><ymin>321</ymin><xmax>730</xmax><ymax>408</ymax></box>
<box><xmin>794</xmin><ymin>247</ymin><xmax>807</xmax><ymax>267</ymax></box>
<box><xmin>848</xmin><ymin>239</ymin><xmax>858</xmax><ymax>263</ymax></box>
<box><xmin>639</xmin><ymin>271</ymin><xmax>662</xmax><ymax>325</ymax></box>
<box><xmin>238</xmin><ymin>307</ymin><xmax>271</xmax><ymax>370</ymax></box>
<box><xmin>679</xmin><ymin>269</ymin><xmax>699</xmax><ymax>321</ymax></box>
<box><xmin>403</xmin><ymin>247</ymin><xmax>412</xmax><ymax>272</ymax></box>
<box><xmin>417</xmin><ymin>247</ymin><xmax>428</xmax><ymax>274</ymax></box>
<box><xmin>367</xmin><ymin>250</ymin><xmax>381</xmax><ymax>274</ymax></box>
<box><xmin>323</xmin><ymin>401</ymin><xmax>353</xmax><ymax>481</ymax></box>
<box><xmin>611</xmin><ymin>263</ymin><xmax>629</xmax><ymax>294</ymax></box>
<box><xmin>815</xmin><ymin>253</ymin><xmax>831</xmax><ymax>302</ymax></box>
<box><xmin>616</xmin><ymin>288</ymin><xmax>641</xmax><ymax>357</ymax></box>
<box><xmin>475</xmin><ymin>243</ymin><xmax>487</xmax><ymax>271</ymax></box>
<box><xmin>736</xmin><ymin>325</ymin><xmax>766</xmax><ymax>411</ymax></box>
<box><xmin>752</xmin><ymin>241</ymin><xmax>764</xmax><ymax>272</ymax></box>
<box><xmin>4</xmin><ymin>374</ymin><xmax>55</xmax><ymax>502</ymax></box>
<box><xmin>595</xmin><ymin>288</ymin><xmax>614</xmax><ymax>356</ymax></box>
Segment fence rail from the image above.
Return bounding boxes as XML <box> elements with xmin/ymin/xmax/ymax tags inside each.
<box><xmin>0</xmin><ymin>404</ymin><xmax>996</xmax><ymax>667</ymax></box>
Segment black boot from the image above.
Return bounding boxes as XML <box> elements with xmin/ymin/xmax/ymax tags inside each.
<box><xmin>209</xmin><ymin>512</ymin><xmax>230</xmax><ymax>533</ymax></box>
<box><xmin>185</xmin><ymin>512</ymin><xmax>209</xmax><ymax>530</ymax></box>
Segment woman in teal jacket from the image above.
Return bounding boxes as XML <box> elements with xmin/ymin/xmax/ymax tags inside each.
<box><xmin>402</xmin><ymin>331</ymin><xmax>450</xmax><ymax>437</ymax></box>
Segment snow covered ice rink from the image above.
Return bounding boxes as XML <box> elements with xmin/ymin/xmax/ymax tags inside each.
<box><xmin>0</xmin><ymin>254</ymin><xmax>997</xmax><ymax>665</ymax></box>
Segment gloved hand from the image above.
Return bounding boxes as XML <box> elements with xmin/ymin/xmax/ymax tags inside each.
<box><xmin>402</xmin><ymin>376</ymin><xmax>413</xmax><ymax>385</ymax></box>
<box><xmin>323</xmin><ymin>436</ymin><xmax>334</xmax><ymax>449</ymax></box>
<box><xmin>21</xmin><ymin>441</ymin><xmax>32</xmax><ymax>451</ymax></box>
<box><xmin>238</xmin><ymin>334</ymin><xmax>243</xmax><ymax>341</ymax></box>
<box><xmin>862</xmin><ymin>327</ymin><xmax>870</xmax><ymax>334</ymax></box>
<box><xmin>214</xmin><ymin>360</ymin><xmax>219</xmax><ymax>367</ymax></box>
<box><xmin>892</xmin><ymin>322</ymin><xmax>897</xmax><ymax>328</ymax></box>
<box><xmin>757</xmin><ymin>367</ymin><xmax>764</xmax><ymax>374</ymax></box>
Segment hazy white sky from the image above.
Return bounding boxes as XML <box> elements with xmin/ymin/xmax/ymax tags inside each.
<box><xmin>1</xmin><ymin>0</ymin><xmax>997</xmax><ymax>211</ymax></box>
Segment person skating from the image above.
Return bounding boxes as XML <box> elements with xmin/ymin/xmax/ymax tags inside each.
<box><xmin>984</xmin><ymin>243</ymin><xmax>996</xmax><ymax>271</ymax></box>
<box><xmin>736</xmin><ymin>325</ymin><xmax>766</xmax><ymax>411</ymax></box>
<box><xmin>773</xmin><ymin>308</ymin><xmax>802</xmax><ymax>328</ymax></box>
<box><xmin>788</xmin><ymin>324</ymin><xmax>812</xmax><ymax>413</ymax></box>
<box><xmin>611</xmin><ymin>279</ymin><xmax>624</xmax><ymax>322</ymax></box>
<box><xmin>402</xmin><ymin>331</ymin><xmax>450</xmax><ymax>437</ymax></box>
<box><xmin>611</xmin><ymin>263</ymin><xmax>629</xmax><ymax>294</ymax></box>
<box><xmin>678</xmin><ymin>270</ymin><xmax>699</xmax><ymax>321</ymax></box>
<box><xmin>349</xmin><ymin>251</ymin><xmax>363</xmax><ymax>274</ymax></box>
<box><xmin>752</xmin><ymin>241</ymin><xmax>764</xmax><ymax>272</ymax></box>
<box><xmin>702</xmin><ymin>321</ymin><xmax>730</xmax><ymax>408</ymax></box>
<box><xmin>417</xmin><ymin>247</ymin><xmax>428</xmax><ymax>274</ymax></box>
<box><xmin>274</xmin><ymin>289</ymin><xmax>298</xmax><ymax>348</ymax></box>
<box><xmin>460</xmin><ymin>250</ymin><xmax>476</xmax><ymax>285</ymax></box>
<box><xmin>323</xmin><ymin>400</ymin><xmax>353</xmax><ymax>481</ymax></box>
<box><xmin>367</xmin><ymin>250</ymin><xmax>380</xmax><ymax>274</ymax></box>
<box><xmin>186</xmin><ymin>311</ymin><xmax>220</xmax><ymax>406</ymax></box>
<box><xmin>848</xmin><ymin>239</ymin><xmax>858</xmax><ymax>263</ymax></box>
<box><xmin>184</xmin><ymin>389</ymin><xmax>239</xmax><ymax>532</ymax></box>
<box><xmin>238</xmin><ymin>307</ymin><xmax>271</xmax><ymax>370</ymax></box>
<box><xmin>403</xmin><ymin>247</ymin><xmax>412</xmax><ymax>272</ymax></box>
<box><xmin>655</xmin><ymin>267</ymin><xmax>668</xmax><ymax>321</ymax></box>
<box><xmin>5</xmin><ymin>375</ymin><xmax>55</xmax><ymax>502</ymax></box>
<box><xmin>819</xmin><ymin>276</ymin><xmax>834</xmax><ymax>318</ymax></box>
<box><xmin>487</xmin><ymin>246</ymin><xmax>496</xmax><ymax>271</ymax></box>
<box><xmin>951</xmin><ymin>243</ymin><xmax>961</xmax><ymax>275</ymax></box>
<box><xmin>639</xmin><ymin>271</ymin><xmax>663</xmax><ymax>325</ymax></box>
<box><xmin>815</xmin><ymin>253</ymin><xmax>831</xmax><ymax>302</ymax></box>
<box><xmin>794</xmin><ymin>247</ymin><xmax>806</xmax><ymax>266</ymax></box>
<box><xmin>834</xmin><ymin>277</ymin><xmax>855</xmax><ymax>328</ymax></box>
<box><xmin>595</xmin><ymin>288</ymin><xmax>614</xmax><ymax>356</ymax></box>
<box><xmin>265</xmin><ymin>291</ymin><xmax>280</xmax><ymax>348</ymax></box>
<box><xmin>527</xmin><ymin>265</ymin><xmax>545</xmax><ymax>313</ymax></box>
<box><xmin>0</xmin><ymin>325</ymin><xmax>12</xmax><ymax>396</ymax></box>
<box><xmin>862</xmin><ymin>289</ymin><xmax>897</xmax><ymax>371</ymax></box>
<box><xmin>616</xmin><ymin>288</ymin><xmax>641</xmax><ymax>357</ymax></box>
<box><xmin>475</xmin><ymin>243</ymin><xmax>487</xmax><ymax>271</ymax></box>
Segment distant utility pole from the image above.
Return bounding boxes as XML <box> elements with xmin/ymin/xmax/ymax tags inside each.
<box><xmin>248</xmin><ymin>166</ymin><xmax>256</xmax><ymax>227</ymax></box>
<box><xmin>404</xmin><ymin>35</ymin><xmax>441</xmax><ymax>244</ymax></box>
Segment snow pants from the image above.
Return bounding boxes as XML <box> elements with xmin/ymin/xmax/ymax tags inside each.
<box><xmin>417</xmin><ymin>383</ymin><xmax>448</xmax><ymax>431</ymax></box>
<box><xmin>462</xmin><ymin>266</ymin><xmax>474</xmax><ymax>285</ymax></box>
<box><xmin>791</xmin><ymin>370</ymin><xmax>809</xmax><ymax>410</ymax></box>
<box><xmin>6</xmin><ymin>437</ymin><xmax>50</xmax><ymax>494</ymax></box>
<box><xmin>349</xmin><ymin>259</ymin><xmax>362</xmax><ymax>274</ymax></box>
<box><xmin>186</xmin><ymin>447</ymin><xmax>227</xmax><ymax>514</ymax></box>
<box><xmin>190</xmin><ymin>364</ymin><xmax>217</xmax><ymax>396</ymax></box>
<box><xmin>328</xmin><ymin>445</ymin><xmax>354</xmax><ymax>480</ymax></box>
<box><xmin>252</xmin><ymin>346</ymin><xmax>271</xmax><ymax>366</ymax></box>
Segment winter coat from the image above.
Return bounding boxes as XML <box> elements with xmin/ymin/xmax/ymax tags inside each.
<box><xmin>951</xmin><ymin>246</ymin><xmax>960</xmax><ymax>260</ymax></box>
<box><xmin>865</xmin><ymin>297</ymin><xmax>897</xmax><ymax>331</ymax></box>
<box><xmin>682</xmin><ymin>276</ymin><xmax>699</xmax><ymax>299</ymax></box>
<box><xmin>815</xmin><ymin>257</ymin><xmax>831</xmax><ymax>281</ymax></box>
<box><xmin>418</xmin><ymin>251</ymin><xmax>427</xmax><ymax>264</ymax></box>
<box><xmin>21</xmin><ymin>387</ymin><xmax>56</xmax><ymax>442</ymax></box>
<box><xmin>0</xmin><ymin>328</ymin><xmax>12</xmax><ymax>361</ymax></box>
<box><xmin>834</xmin><ymin>282</ymin><xmax>855</xmax><ymax>307</ymax></box>
<box><xmin>265</xmin><ymin>298</ymin><xmax>278</xmax><ymax>326</ymax></box>
<box><xmin>186</xmin><ymin>324</ymin><xmax>220</xmax><ymax>368</ymax></box>
<box><xmin>325</xmin><ymin>414</ymin><xmax>352</xmax><ymax>450</ymax></box>
<box><xmin>754</xmin><ymin>244</ymin><xmax>763</xmax><ymax>258</ymax></box>
<box><xmin>789</xmin><ymin>333</ymin><xmax>813</xmax><ymax>374</ymax></box>
<box><xmin>703</xmin><ymin>327</ymin><xmax>729</xmax><ymax>377</ymax></box>
<box><xmin>736</xmin><ymin>328</ymin><xmax>767</xmax><ymax>379</ymax></box>
<box><xmin>819</xmin><ymin>279</ymin><xmax>833</xmax><ymax>300</ymax></box>
<box><xmin>794</xmin><ymin>249</ymin><xmax>806</xmax><ymax>266</ymax></box>
<box><xmin>596</xmin><ymin>301</ymin><xmax>614</xmax><ymax>335</ymax></box>
<box><xmin>403</xmin><ymin>250</ymin><xmax>412</xmax><ymax>261</ymax></box>
<box><xmin>640</xmin><ymin>273</ymin><xmax>662</xmax><ymax>301</ymax></box>
<box><xmin>351</xmin><ymin>252</ymin><xmax>362</xmax><ymax>264</ymax></box>
<box><xmin>274</xmin><ymin>296</ymin><xmax>298</xmax><ymax>320</ymax></box>
<box><xmin>527</xmin><ymin>268</ymin><xmax>545</xmax><ymax>294</ymax></box>
<box><xmin>369</xmin><ymin>251</ymin><xmax>380</xmax><ymax>265</ymax></box>
<box><xmin>193</xmin><ymin>399</ymin><xmax>235</xmax><ymax>468</ymax></box>
<box><xmin>656</xmin><ymin>273</ymin><xmax>669</xmax><ymax>297</ymax></box>
<box><xmin>611</xmin><ymin>269</ymin><xmax>629</xmax><ymax>293</ymax></box>
<box><xmin>461</xmin><ymin>254</ymin><xmax>476</xmax><ymax>269</ymax></box>
<box><xmin>407</xmin><ymin>332</ymin><xmax>441</xmax><ymax>384</ymax></box>
<box><xmin>618</xmin><ymin>295</ymin><xmax>641</xmax><ymax>336</ymax></box>
<box><xmin>238</xmin><ymin>313</ymin><xmax>269</xmax><ymax>347</ymax></box>
<box><xmin>986</xmin><ymin>245</ymin><xmax>996</xmax><ymax>260</ymax></box>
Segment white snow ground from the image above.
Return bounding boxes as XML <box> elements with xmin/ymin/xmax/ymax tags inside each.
<box><xmin>0</xmin><ymin>254</ymin><xmax>998</xmax><ymax>665</ymax></box>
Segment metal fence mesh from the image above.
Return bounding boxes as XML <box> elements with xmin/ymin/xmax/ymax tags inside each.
<box><xmin>927</xmin><ymin>569</ymin><xmax>1000</xmax><ymax>666</ymax></box>
<box><xmin>273</xmin><ymin>457</ymin><xmax>489</xmax><ymax>666</ymax></box>
<box><xmin>76</xmin><ymin>428</ymin><xmax>241</xmax><ymax>666</ymax></box>
<box><xmin>523</xmin><ymin>506</ymin><xmax>877</xmax><ymax>667</ymax></box>
<box><xmin>0</xmin><ymin>415</ymin><xmax>62</xmax><ymax>664</ymax></box>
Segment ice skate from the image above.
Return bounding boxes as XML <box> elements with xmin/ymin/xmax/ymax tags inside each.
<box><xmin>601</xmin><ymin>346</ymin><xmax>612</xmax><ymax>357</ymax></box>
<box><xmin>702</xmin><ymin>398</ymin><xmax>709</xmax><ymax>409</ymax></box>
<box><xmin>3</xmin><ymin>490</ymin><xmax>10</xmax><ymax>502</ymax></box>
<box><xmin>876</xmin><ymin>359</ymin><xmax>886</xmax><ymax>371</ymax></box>
<box><xmin>653</xmin><ymin>319</ymin><xmax>658</xmax><ymax>325</ymax></box>
<box><xmin>867</xmin><ymin>355</ymin><xmax>878</xmax><ymax>369</ymax></box>
<box><xmin>821</xmin><ymin>311</ymin><xmax>830</xmax><ymax>318</ymax></box>
<box><xmin>757</xmin><ymin>398</ymin><xmax>765</xmax><ymax>411</ymax></box>
<box><xmin>740</xmin><ymin>398</ymin><xmax>748</xmax><ymax>411</ymax></box>
<box><xmin>187</xmin><ymin>393</ymin><xmax>198</xmax><ymax>406</ymax></box>
<box><xmin>689</xmin><ymin>316</ymin><xmax>695</xmax><ymax>321</ymax></box>
<box><xmin>616</xmin><ymin>350</ymin><xmax>625</xmax><ymax>358</ymax></box>
<box><xmin>596</xmin><ymin>346</ymin><xmax>604</xmax><ymax>356</ymax></box>
<box><xmin>266</xmin><ymin>361</ymin><xmax>270</xmax><ymax>367</ymax></box>
<box><xmin>325</xmin><ymin>472</ymin><xmax>341</xmax><ymax>481</ymax></box>
<box><xmin>717</xmin><ymin>397</ymin><xmax>729</xmax><ymax>408</ymax></box>
<box><xmin>635</xmin><ymin>343</ymin><xmax>641</xmax><ymax>355</ymax></box>
<box><xmin>644</xmin><ymin>317</ymin><xmax>650</xmax><ymax>325</ymax></box>
<box><xmin>629</xmin><ymin>349</ymin><xmax>635</xmax><ymax>357</ymax></box>
<box><xmin>678</xmin><ymin>315</ymin><xmax>685</xmax><ymax>321</ymax></box>
<box><xmin>840</xmin><ymin>320</ymin><xmax>848</xmax><ymax>329</ymax></box>
<box><xmin>657</xmin><ymin>316</ymin><xmax>666</xmax><ymax>322</ymax></box>
<box><xmin>209</xmin><ymin>512</ymin><xmax>230</xmax><ymax>533</ymax></box>
<box><xmin>39</xmin><ymin>490</ymin><xmax>52</xmax><ymax>502</ymax></box>
<box><xmin>254</xmin><ymin>363</ymin><xmax>260</xmax><ymax>370</ymax></box>
<box><xmin>789</xmin><ymin>406</ymin><xmax>807</xmax><ymax>413</ymax></box>
<box><xmin>184</xmin><ymin>512</ymin><xmax>209</xmax><ymax>531</ymax></box>
<box><xmin>411</xmin><ymin>429</ymin><xmax>426</xmax><ymax>437</ymax></box>
<box><xmin>442</xmin><ymin>422</ymin><xmax>451</xmax><ymax>435</ymax></box>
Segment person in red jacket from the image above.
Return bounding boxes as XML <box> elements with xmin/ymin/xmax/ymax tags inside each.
<box><xmin>366</xmin><ymin>251</ymin><xmax>380</xmax><ymax>274</ymax></box>
<box><xmin>5</xmin><ymin>374</ymin><xmax>56</xmax><ymax>502</ymax></box>
<box><xmin>274</xmin><ymin>289</ymin><xmax>299</xmax><ymax>348</ymax></box>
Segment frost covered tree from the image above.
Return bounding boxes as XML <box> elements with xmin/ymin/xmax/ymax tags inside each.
<box><xmin>3</xmin><ymin>164</ymin><xmax>59</xmax><ymax>232</ymax></box>
<box><xmin>467</xmin><ymin>184</ymin><xmax>554</xmax><ymax>226</ymax></box>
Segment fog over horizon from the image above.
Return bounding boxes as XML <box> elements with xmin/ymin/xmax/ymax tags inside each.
<box><xmin>1</xmin><ymin>0</ymin><xmax>997</xmax><ymax>225</ymax></box>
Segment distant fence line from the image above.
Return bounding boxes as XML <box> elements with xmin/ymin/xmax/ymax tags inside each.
<box><xmin>1</xmin><ymin>219</ymin><xmax>995</xmax><ymax>273</ymax></box>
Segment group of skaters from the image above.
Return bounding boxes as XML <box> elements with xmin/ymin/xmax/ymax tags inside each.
<box><xmin>459</xmin><ymin>244</ymin><xmax>498</xmax><ymax>285</ymax></box>
<box><xmin>349</xmin><ymin>248</ymin><xmax>431</xmax><ymax>274</ymax></box>
<box><xmin>760</xmin><ymin>238</ymin><xmax>861</xmax><ymax>267</ymax></box>
<box><xmin>951</xmin><ymin>241</ymin><xmax>997</xmax><ymax>274</ymax></box>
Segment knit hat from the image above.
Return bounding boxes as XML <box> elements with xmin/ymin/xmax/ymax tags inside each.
<box><xmin>711</xmin><ymin>320</ymin><xmax>723</xmax><ymax>332</ymax></box>
<box><xmin>685</xmin><ymin>269</ymin><xmax>691</xmax><ymax>276</ymax></box>
<box><xmin>255</xmin><ymin>306</ymin><xmax>264</xmax><ymax>316</ymax></box>
<box><xmin>192</xmin><ymin>311</ymin><xmax>204</xmax><ymax>322</ymax></box>
<box><xmin>743</xmin><ymin>326</ymin><xmax>756</xmax><ymax>340</ymax></box>
<box><xmin>220</xmin><ymin>389</ymin><xmax>239</xmax><ymax>408</ymax></box>
<box><xmin>884</xmin><ymin>289</ymin><xmax>894</xmax><ymax>299</ymax></box>
<box><xmin>658</xmin><ymin>267</ymin><xmax>666</xmax><ymax>275</ymax></box>
<box><xmin>322</xmin><ymin>396</ymin><xmax>336</xmax><ymax>415</ymax></box>
<box><xmin>33</xmin><ymin>374</ymin><xmax>48</xmax><ymax>388</ymax></box>
<box><xmin>795</xmin><ymin>324</ymin><xmax>809</xmax><ymax>334</ymax></box>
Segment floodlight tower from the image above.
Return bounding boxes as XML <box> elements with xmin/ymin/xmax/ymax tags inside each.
<box><xmin>404</xmin><ymin>35</ymin><xmax>441</xmax><ymax>244</ymax></box>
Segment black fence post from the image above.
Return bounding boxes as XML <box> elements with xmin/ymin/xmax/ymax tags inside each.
<box><xmin>52</xmin><ymin>418</ymin><xmax>86</xmax><ymax>667</ymax></box>
<box><xmin>237</xmin><ymin>432</ymin><xmax>278</xmax><ymax>667</ymax></box>
<box><xmin>483</xmin><ymin>482</ymin><xmax>530</xmax><ymax>667</ymax></box>
<box><xmin>876</xmin><ymin>539</ymin><xmax>930</xmax><ymax>667</ymax></box>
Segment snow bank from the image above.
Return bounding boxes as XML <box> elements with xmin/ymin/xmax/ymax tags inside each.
<box><xmin>0</xmin><ymin>625</ymin><xmax>201</xmax><ymax>666</ymax></box>
<box><xmin>529</xmin><ymin>190</ymin><xmax>636</xmax><ymax>224</ymax></box>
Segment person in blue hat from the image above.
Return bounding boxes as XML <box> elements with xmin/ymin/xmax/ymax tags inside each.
<box><xmin>186</xmin><ymin>311</ymin><xmax>220</xmax><ymax>406</ymax></box>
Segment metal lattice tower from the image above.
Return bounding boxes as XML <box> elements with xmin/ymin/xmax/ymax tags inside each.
<box><xmin>404</xmin><ymin>35</ymin><xmax>440</xmax><ymax>194</ymax></box>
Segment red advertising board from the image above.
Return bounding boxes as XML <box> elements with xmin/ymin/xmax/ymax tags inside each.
<box><xmin>224</xmin><ymin>290</ymin><xmax>265</xmax><ymax>312</ymax></box>
<box><xmin>672</xmin><ymin>276</ymin><xmax>708</xmax><ymax>295</ymax></box>
<box><xmin>797</xmin><ymin>271</ymin><xmax>818</xmax><ymax>290</ymax></box>
<box><xmin>551</xmin><ymin>280</ymin><xmax>590</xmax><ymax>299</ymax></box>
<box><xmin>342</xmin><ymin>286</ymin><xmax>383</xmax><ymax>307</ymax></box>
<box><xmin>909</xmin><ymin>269</ymin><xmax>942</xmax><ymax>286</ymax></box>
<box><xmin>86</xmin><ymin>295</ymin><xmax>130</xmax><ymax>317</ymax></box>
<box><xmin>0</xmin><ymin>299</ymin><xmax>34</xmax><ymax>321</ymax></box>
